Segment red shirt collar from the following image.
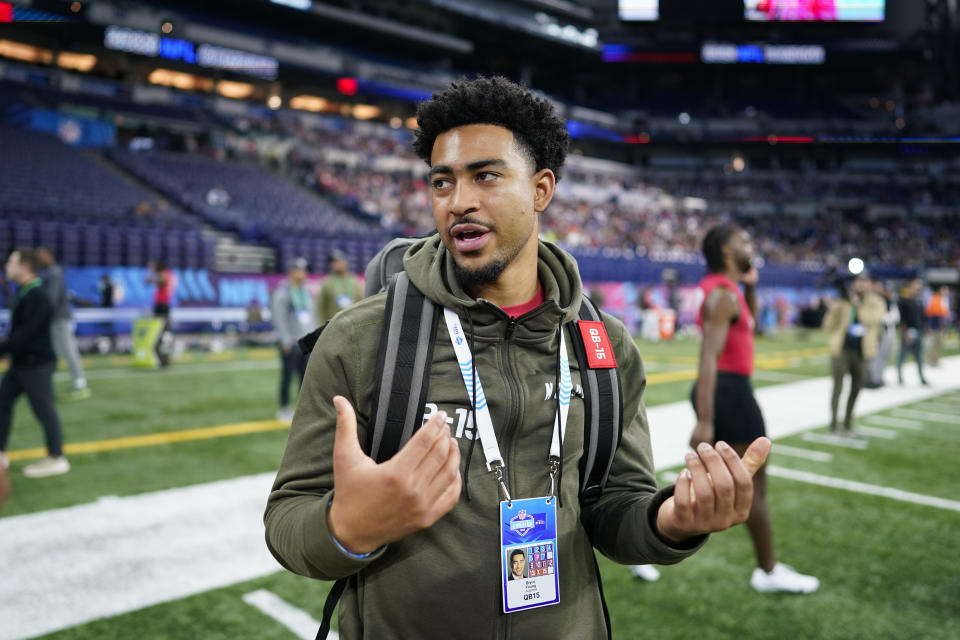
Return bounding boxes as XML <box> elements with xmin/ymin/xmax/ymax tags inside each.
<box><xmin>500</xmin><ymin>283</ymin><xmax>545</xmax><ymax>318</ymax></box>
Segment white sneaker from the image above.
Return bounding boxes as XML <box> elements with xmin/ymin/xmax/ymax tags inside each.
<box><xmin>750</xmin><ymin>563</ymin><xmax>819</xmax><ymax>594</ymax></box>
<box><xmin>276</xmin><ymin>407</ymin><xmax>294</xmax><ymax>424</ymax></box>
<box><xmin>0</xmin><ymin>451</ymin><xmax>9</xmax><ymax>470</ymax></box>
<box><xmin>630</xmin><ymin>565</ymin><xmax>661</xmax><ymax>582</ymax></box>
<box><xmin>23</xmin><ymin>456</ymin><xmax>71</xmax><ymax>478</ymax></box>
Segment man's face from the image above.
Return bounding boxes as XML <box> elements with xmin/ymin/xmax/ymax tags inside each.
<box><xmin>852</xmin><ymin>276</ymin><xmax>870</xmax><ymax>294</ymax></box>
<box><xmin>331</xmin><ymin>258</ymin><xmax>348</xmax><ymax>275</ymax></box>
<box><xmin>429</xmin><ymin>124</ymin><xmax>552</xmax><ymax>290</ymax></box>
<box><xmin>5</xmin><ymin>252</ymin><xmax>22</xmax><ymax>283</ymax></box>
<box><xmin>511</xmin><ymin>553</ymin><xmax>526</xmax><ymax>578</ymax></box>
<box><xmin>289</xmin><ymin>268</ymin><xmax>307</xmax><ymax>285</ymax></box>
<box><xmin>727</xmin><ymin>230</ymin><xmax>754</xmax><ymax>274</ymax></box>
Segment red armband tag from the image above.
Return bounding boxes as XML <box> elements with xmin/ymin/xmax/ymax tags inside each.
<box><xmin>578</xmin><ymin>321</ymin><xmax>617</xmax><ymax>369</ymax></box>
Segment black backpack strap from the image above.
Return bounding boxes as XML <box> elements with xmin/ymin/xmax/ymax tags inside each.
<box><xmin>367</xmin><ymin>271</ymin><xmax>441</xmax><ymax>462</ymax></box>
<box><xmin>568</xmin><ymin>295</ymin><xmax>623</xmax><ymax>505</ymax></box>
<box><xmin>316</xmin><ymin>272</ymin><xmax>439</xmax><ymax>640</ymax></box>
<box><xmin>316</xmin><ymin>577</ymin><xmax>349</xmax><ymax>640</ymax></box>
<box><xmin>298</xmin><ymin>324</ymin><xmax>326</xmax><ymax>355</ymax></box>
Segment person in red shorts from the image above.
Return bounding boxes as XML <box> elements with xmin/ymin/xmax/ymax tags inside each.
<box><xmin>689</xmin><ymin>224</ymin><xmax>819</xmax><ymax>594</ymax></box>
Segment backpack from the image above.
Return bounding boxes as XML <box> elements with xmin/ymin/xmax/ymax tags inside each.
<box><xmin>299</xmin><ymin>238</ymin><xmax>623</xmax><ymax>640</ymax></box>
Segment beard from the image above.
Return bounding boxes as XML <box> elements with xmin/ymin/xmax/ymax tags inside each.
<box><xmin>453</xmin><ymin>258</ymin><xmax>508</xmax><ymax>290</ymax></box>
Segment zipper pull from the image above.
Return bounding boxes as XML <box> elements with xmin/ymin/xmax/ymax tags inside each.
<box><xmin>546</xmin><ymin>456</ymin><xmax>560</xmax><ymax>504</ymax></box>
<box><xmin>492</xmin><ymin>461</ymin><xmax>512</xmax><ymax>506</ymax></box>
<box><xmin>505</xmin><ymin>318</ymin><xmax>516</xmax><ymax>339</ymax></box>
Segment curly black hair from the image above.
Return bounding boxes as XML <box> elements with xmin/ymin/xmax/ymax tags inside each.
<box><xmin>702</xmin><ymin>223</ymin><xmax>738</xmax><ymax>273</ymax></box>
<box><xmin>412</xmin><ymin>76</ymin><xmax>570</xmax><ymax>180</ymax></box>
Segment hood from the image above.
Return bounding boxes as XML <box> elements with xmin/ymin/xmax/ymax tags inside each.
<box><xmin>402</xmin><ymin>234</ymin><xmax>583</xmax><ymax>336</ymax></box>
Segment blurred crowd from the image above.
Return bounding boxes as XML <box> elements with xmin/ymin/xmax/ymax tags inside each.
<box><xmin>238</xmin><ymin>115</ymin><xmax>960</xmax><ymax>271</ymax></box>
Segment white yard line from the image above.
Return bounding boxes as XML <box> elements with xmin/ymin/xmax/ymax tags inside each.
<box><xmin>863</xmin><ymin>415</ymin><xmax>924</xmax><ymax>430</ymax></box>
<box><xmin>242</xmin><ymin>589</ymin><xmax>338</xmax><ymax>640</ymax></box>
<box><xmin>915</xmin><ymin>403</ymin><xmax>960</xmax><ymax>414</ymax></box>
<box><xmin>767</xmin><ymin>465</ymin><xmax>960</xmax><ymax>512</ymax></box>
<box><xmin>855</xmin><ymin>426</ymin><xmax>898</xmax><ymax>439</ymax></box>
<box><xmin>891</xmin><ymin>408</ymin><xmax>960</xmax><ymax>424</ymax></box>
<box><xmin>770</xmin><ymin>444</ymin><xmax>833</xmax><ymax>462</ymax></box>
<box><xmin>802</xmin><ymin>432</ymin><xmax>869</xmax><ymax>449</ymax></box>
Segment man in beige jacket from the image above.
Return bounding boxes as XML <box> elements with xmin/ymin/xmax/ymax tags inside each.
<box><xmin>822</xmin><ymin>273</ymin><xmax>886</xmax><ymax>436</ymax></box>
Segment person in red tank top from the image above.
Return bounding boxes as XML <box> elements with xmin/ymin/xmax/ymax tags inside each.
<box><xmin>689</xmin><ymin>224</ymin><xmax>819</xmax><ymax>594</ymax></box>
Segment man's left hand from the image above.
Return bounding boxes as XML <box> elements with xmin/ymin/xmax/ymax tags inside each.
<box><xmin>655</xmin><ymin>437</ymin><xmax>771</xmax><ymax>543</ymax></box>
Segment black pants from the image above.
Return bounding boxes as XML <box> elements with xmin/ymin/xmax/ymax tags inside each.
<box><xmin>831</xmin><ymin>350</ymin><xmax>865</xmax><ymax>431</ymax></box>
<box><xmin>0</xmin><ymin>362</ymin><xmax>64</xmax><ymax>456</ymax></box>
<box><xmin>279</xmin><ymin>347</ymin><xmax>309</xmax><ymax>408</ymax></box>
<box><xmin>897</xmin><ymin>332</ymin><xmax>926</xmax><ymax>383</ymax></box>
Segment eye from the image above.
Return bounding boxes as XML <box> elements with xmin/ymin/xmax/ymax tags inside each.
<box><xmin>431</xmin><ymin>178</ymin><xmax>452</xmax><ymax>191</ymax></box>
<box><xmin>476</xmin><ymin>171</ymin><xmax>499</xmax><ymax>183</ymax></box>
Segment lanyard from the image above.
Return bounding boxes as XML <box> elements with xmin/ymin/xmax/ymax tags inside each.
<box><xmin>290</xmin><ymin>285</ymin><xmax>309</xmax><ymax>311</ymax></box>
<box><xmin>443</xmin><ymin>308</ymin><xmax>570</xmax><ymax>501</ymax></box>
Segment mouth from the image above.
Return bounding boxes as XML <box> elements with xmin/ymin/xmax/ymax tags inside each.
<box><xmin>450</xmin><ymin>223</ymin><xmax>492</xmax><ymax>253</ymax></box>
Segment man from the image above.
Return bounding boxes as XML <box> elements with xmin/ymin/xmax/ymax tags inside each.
<box><xmin>897</xmin><ymin>278</ymin><xmax>928</xmax><ymax>386</ymax></box>
<box><xmin>36</xmin><ymin>247</ymin><xmax>89</xmax><ymax>400</ymax></box>
<box><xmin>508</xmin><ymin>549</ymin><xmax>527</xmax><ymax>581</ymax></box>
<box><xmin>265</xmin><ymin>77</ymin><xmax>770</xmax><ymax>639</ymax></box>
<box><xmin>0</xmin><ymin>250</ymin><xmax>70</xmax><ymax>478</ymax></box>
<box><xmin>687</xmin><ymin>224</ymin><xmax>818</xmax><ymax>594</ymax></box>
<box><xmin>822</xmin><ymin>273</ymin><xmax>885</xmax><ymax>435</ymax></box>
<box><xmin>925</xmin><ymin>285</ymin><xmax>950</xmax><ymax>367</ymax></box>
<box><xmin>146</xmin><ymin>261</ymin><xmax>176</xmax><ymax>367</ymax></box>
<box><xmin>270</xmin><ymin>258</ymin><xmax>315</xmax><ymax>424</ymax></box>
<box><xmin>315</xmin><ymin>250</ymin><xmax>363</xmax><ymax>324</ymax></box>
<box><xmin>97</xmin><ymin>274</ymin><xmax>116</xmax><ymax>353</ymax></box>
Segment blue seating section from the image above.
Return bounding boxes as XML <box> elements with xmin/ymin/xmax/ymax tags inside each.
<box><xmin>0</xmin><ymin>127</ymin><xmax>213</xmax><ymax>268</ymax></box>
<box><xmin>108</xmin><ymin>150</ymin><xmax>383</xmax><ymax>243</ymax></box>
<box><xmin>0</xmin><ymin>217</ymin><xmax>215</xmax><ymax>269</ymax></box>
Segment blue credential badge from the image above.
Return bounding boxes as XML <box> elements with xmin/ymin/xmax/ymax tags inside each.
<box><xmin>500</xmin><ymin>497</ymin><xmax>559</xmax><ymax>613</ymax></box>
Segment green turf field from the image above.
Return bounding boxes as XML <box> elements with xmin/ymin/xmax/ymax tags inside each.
<box><xmin>2</xmin><ymin>329</ymin><xmax>958</xmax><ymax>639</ymax></box>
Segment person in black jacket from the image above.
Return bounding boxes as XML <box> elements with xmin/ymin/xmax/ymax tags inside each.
<box><xmin>0</xmin><ymin>249</ymin><xmax>70</xmax><ymax>478</ymax></box>
<box><xmin>896</xmin><ymin>278</ymin><xmax>929</xmax><ymax>386</ymax></box>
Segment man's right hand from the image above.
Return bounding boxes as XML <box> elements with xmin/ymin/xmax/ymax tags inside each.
<box><xmin>689</xmin><ymin>419</ymin><xmax>715</xmax><ymax>449</ymax></box>
<box><xmin>327</xmin><ymin>396</ymin><xmax>462</xmax><ymax>555</ymax></box>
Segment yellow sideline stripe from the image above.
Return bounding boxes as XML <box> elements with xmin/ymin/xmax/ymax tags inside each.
<box><xmin>6</xmin><ymin>420</ymin><xmax>290</xmax><ymax>463</ymax></box>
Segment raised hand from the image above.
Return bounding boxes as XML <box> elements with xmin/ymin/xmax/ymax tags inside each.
<box><xmin>327</xmin><ymin>396</ymin><xmax>462</xmax><ymax>554</ymax></box>
<box><xmin>656</xmin><ymin>437</ymin><xmax>771</xmax><ymax>542</ymax></box>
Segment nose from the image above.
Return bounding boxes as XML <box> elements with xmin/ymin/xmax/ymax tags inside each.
<box><xmin>448</xmin><ymin>180</ymin><xmax>480</xmax><ymax>217</ymax></box>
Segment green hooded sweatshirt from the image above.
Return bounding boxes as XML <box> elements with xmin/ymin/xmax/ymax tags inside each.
<box><xmin>265</xmin><ymin>236</ymin><xmax>705</xmax><ymax>639</ymax></box>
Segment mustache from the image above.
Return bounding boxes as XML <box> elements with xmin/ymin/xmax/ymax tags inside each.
<box><xmin>447</xmin><ymin>217</ymin><xmax>496</xmax><ymax>236</ymax></box>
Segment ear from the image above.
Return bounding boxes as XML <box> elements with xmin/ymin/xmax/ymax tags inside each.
<box><xmin>532</xmin><ymin>168</ymin><xmax>556</xmax><ymax>214</ymax></box>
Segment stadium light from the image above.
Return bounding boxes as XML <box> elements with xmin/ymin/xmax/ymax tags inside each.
<box><xmin>57</xmin><ymin>52</ymin><xmax>97</xmax><ymax>72</ymax></box>
<box><xmin>848</xmin><ymin>258</ymin><xmax>865</xmax><ymax>275</ymax></box>
<box><xmin>218</xmin><ymin>80</ymin><xmax>254</xmax><ymax>99</ymax></box>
